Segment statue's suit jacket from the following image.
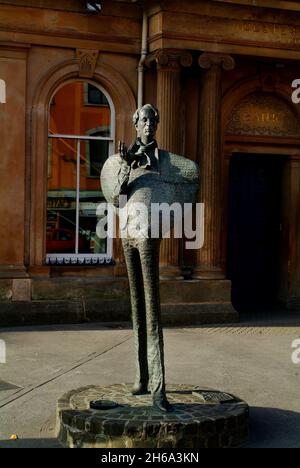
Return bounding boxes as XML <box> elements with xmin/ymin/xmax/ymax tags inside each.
<box><xmin>101</xmin><ymin>148</ymin><xmax>200</xmax><ymax>238</ymax></box>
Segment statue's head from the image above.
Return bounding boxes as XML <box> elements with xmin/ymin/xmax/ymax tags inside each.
<box><xmin>133</xmin><ymin>104</ymin><xmax>160</xmax><ymax>144</ymax></box>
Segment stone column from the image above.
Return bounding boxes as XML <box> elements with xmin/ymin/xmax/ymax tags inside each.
<box><xmin>194</xmin><ymin>53</ymin><xmax>235</xmax><ymax>279</ymax></box>
<box><xmin>147</xmin><ymin>49</ymin><xmax>193</xmax><ymax>278</ymax></box>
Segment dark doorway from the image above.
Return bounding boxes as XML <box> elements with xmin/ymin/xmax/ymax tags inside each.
<box><xmin>227</xmin><ymin>154</ymin><xmax>284</xmax><ymax>311</ymax></box>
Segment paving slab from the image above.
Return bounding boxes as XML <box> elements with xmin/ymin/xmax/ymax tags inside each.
<box><xmin>0</xmin><ymin>316</ymin><xmax>299</xmax><ymax>448</ymax></box>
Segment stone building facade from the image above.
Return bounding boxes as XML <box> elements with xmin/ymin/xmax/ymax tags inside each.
<box><xmin>1</xmin><ymin>0</ymin><xmax>300</xmax><ymax>325</ymax></box>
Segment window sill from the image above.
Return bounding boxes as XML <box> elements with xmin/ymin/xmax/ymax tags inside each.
<box><xmin>46</xmin><ymin>258</ymin><xmax>115</xmax><ymax>267</ymax></box>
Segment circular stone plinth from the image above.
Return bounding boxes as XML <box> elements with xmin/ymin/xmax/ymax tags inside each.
<box><xmin>57</xmin><ymin>384</ymin><xmax>249</xmax><ymax>448</ymax></box>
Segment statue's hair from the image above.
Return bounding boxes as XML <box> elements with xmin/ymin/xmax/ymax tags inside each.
<box><xmin>133</xmin><ymin>104</ymin><xmax>160</xmax><ymax>126</ymax></box>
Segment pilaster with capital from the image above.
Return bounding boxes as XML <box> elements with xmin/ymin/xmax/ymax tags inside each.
<box><xmin>147</xmin><ymin>49</ymin><xmax>193</xmax><ymax>277</ymax></box>
<box><xmin>194</xmin><ymin>53</ymin><xmax>235</xmax><ymax>279</ymax></box>
<box><xmin>147</xmin><ymin>49</ymin><xmax>193</xmax><ymax>153</ymax></box>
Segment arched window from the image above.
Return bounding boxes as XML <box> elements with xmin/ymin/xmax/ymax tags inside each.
<box><xmin>0</xmin><ymin>79</ymin><xmax>6</xmax><ymax>103</ymax></box>
<box><xmin>46</xmin><ymin>81</ymin><xmax>115</xmax><ymax>266</ymax></box>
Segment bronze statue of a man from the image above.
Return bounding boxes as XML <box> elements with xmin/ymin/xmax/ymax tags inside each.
<box><xmin>101</xmin><ymin>104</ymin><xmax>199</xmax><ymax>412</ymax></box>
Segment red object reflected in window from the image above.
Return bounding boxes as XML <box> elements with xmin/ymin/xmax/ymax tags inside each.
<box><xmin>46</xmin><ymin>228</ymin><xmax>88</xmax><ymax>254</ymax></box>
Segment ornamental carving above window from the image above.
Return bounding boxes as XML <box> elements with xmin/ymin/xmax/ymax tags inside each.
<box><xmin>226</xmin><ymin>92</ymin><xmax>300</xmax><ymax>138</ymax></box>
<box><xmin>76</xmin><ymin>49</ymin><xmax>99</xmax><ymax>78</ymax></box>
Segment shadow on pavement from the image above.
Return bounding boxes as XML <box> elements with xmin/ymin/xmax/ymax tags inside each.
<box><xmin>243</xmin><ymin>406</ymin><xmax>300</xmax><ymax>448</ymax></box>
<box><xmin>1</xmin><ymin>407</ymin><xmax>299</xmax><ymax>448</ymax></box>
<box><xmin>0</xmin><ymin>438</ymin><xmax>62</xmax><ymax>448</ymax></box>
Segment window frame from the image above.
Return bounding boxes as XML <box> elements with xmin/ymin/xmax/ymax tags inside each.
<box><xmin>46</xmin><ymin>82</ymin><xmax>115</xmax><ymax>266</ymax></box>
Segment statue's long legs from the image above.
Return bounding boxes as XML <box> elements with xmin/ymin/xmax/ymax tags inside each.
<box><xmin>122</xmin><ymin>239</ymin><xmax>149</xmax><ymax>394</ymax></box>
<box><xmin>138</xmin><ymin>239</ymin><xmax>170</xmax><ymax>410</ymax></box>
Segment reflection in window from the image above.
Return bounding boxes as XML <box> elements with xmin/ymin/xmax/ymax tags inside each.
<box><xmin>86</xmin><ymin>130</ymin><xmax>110</xmax><ymax>177</ymax></box>
<box><xmin>46</xmin><ymin>82</ymin><xmax>115</xmax><ymax>266</ymax></box>
<box><xmin>85</xmin><ymin>84</ymin><xmax>110</xmax><ymax>106</ymax></box>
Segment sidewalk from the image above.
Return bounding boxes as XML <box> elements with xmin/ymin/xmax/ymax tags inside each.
<box><xmin>0</xmin><ymin>312</ymin><xmax>300</xmax><ymax>448</ymax></box>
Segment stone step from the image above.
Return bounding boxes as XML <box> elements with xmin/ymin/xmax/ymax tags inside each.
<box><xmin>0</xmin><ymin>299</ymin><xmax>238</xmax><ymax>327</ymax></box>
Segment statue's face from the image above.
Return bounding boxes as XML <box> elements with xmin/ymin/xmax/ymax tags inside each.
<box><xmin>136</xmin><ymin>108</ymin><xmax>157</xmax><ymax>144</ymax></box>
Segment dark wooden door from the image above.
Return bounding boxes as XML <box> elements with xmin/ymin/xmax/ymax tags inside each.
<box><xmin>227</xmin><ymin>154</ymin><xmax>284</xmax><ymax>310</ymax></box>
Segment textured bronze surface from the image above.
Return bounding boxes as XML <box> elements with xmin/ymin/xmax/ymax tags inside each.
<box><xmin>101</xmin><ymin>105</ymin><xmax>199</xmax><ymax>411</ymax></box>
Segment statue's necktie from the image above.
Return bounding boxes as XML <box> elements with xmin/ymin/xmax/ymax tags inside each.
<box><xmin>131</xmin><ymin>140</ymin><xmax>158</xmax><ymax>170</ymax></box>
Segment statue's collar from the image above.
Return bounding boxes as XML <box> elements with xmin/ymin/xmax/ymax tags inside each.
<box><xmin>136</xmin><ymin>138</ymin><xmax>158</xmax><ymax>152</ymax></box>
<box><xmin>131</xmin><ymin>139</ymin><xmax>160</xmax><ymax>171</ymax></box>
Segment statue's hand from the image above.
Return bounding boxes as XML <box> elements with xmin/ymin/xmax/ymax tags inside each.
<box><xmin>119</xmin><ymin>141</ymin><xmax>132</xmax><ymax>166</ymax></box>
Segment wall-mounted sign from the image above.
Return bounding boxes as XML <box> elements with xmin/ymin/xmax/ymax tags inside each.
<box><xmin>0</xmin><ymin>79</ymin><xmax>6</xmax><ymax>104</ymax></box>
<box><xmin>226</xmin><ymin>92</ymin><xmax>300</xmax><ymax>138</ymax></box>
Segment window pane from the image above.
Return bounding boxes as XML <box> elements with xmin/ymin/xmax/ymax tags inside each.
<box><xmin>79</xmin><ymin>140</ymin><xmax>107</xmax><ymax>255</ymax></box>
<box><xmin>86</xmin><ymin>131</ymin><xmax>109</xmax><ymax>177</ymax></box>
<box><xmin>78</xmin><ymin>195</ymin><xmax>107</xmax><ymax>255</ymax></box>
<box><xmin>87</xmin><ymin>84</ymin><xmax>109</xmax><ymax>106</ymax></box>
<box><xmin>47</xmin><ymin>138</ymin><xmax>77</xmax><ymax>255</ymax></box>
<box><xmin>49</xmin><ymin>82</ymin><xmax>111</xmax><ymax>137</ymax></box>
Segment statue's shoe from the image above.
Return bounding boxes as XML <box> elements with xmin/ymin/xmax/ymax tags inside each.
<box><xmin>131</xmin><ymin>384</ymin><xmax>150</xmax><ymax>396</ymax></box>
<box><xmin>153</xmin><ymin>396</ymin><xmax>174</xmax><ymax>413</ymax></box>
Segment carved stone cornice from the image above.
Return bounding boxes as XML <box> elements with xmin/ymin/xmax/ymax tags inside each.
<box><xmin>199</xmin><ymin>53</ymin><xmax>235</xmax><ymax>72</ymax></box>
<box><xmin>76</xmin><ymin>49</ymin><xmax>99</xmax><ymax>78</ymax></box>
<box><xmin>146</xmin><ymin>49</ymin><xmax>193</xmax><ymax>71</ymax></box>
